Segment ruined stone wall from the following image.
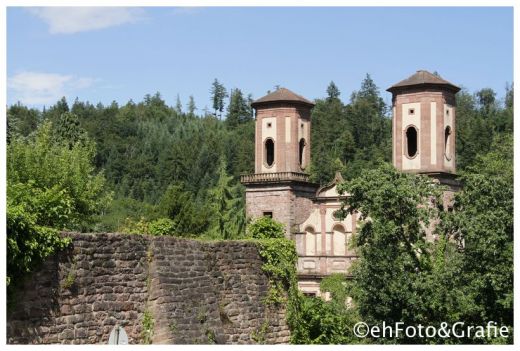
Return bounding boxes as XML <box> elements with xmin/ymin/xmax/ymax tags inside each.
<box><xmin>6</xmin><ymin>233</ymin><xmax>290</xmax><ymax>345</ymax></box>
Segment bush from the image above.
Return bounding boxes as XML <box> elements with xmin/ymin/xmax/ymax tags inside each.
<box><xmin>148</xmin><ymin>218</ymin><xmax>176</xmax><ymax>236</ymax></box>
<box><xmin>7</xmin><ymin>120</ymin><xmax>110</xmax><ymax>293</ymax></box>
<box><xmin>247</xmin><ymin>216</ymin><xmax>285</xmax><ymax>239</ymax></box>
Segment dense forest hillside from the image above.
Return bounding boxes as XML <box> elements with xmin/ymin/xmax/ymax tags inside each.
<box><xmin>7</xmin><ymin>76</ymin><xmax>513</xmax><ymax>236</ymax></box>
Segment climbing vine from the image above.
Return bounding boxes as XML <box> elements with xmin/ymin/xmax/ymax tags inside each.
<box><xmin>255</xmin><ymin>237</ymin><xmax>304</xmax><ymax>343</ymax></box>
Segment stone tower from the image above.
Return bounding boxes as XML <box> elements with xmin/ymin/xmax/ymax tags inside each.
<box><xmin>241</xmin><ymin>88</ymin><xmax>319</xmax><ymax>237</ymax></box>
<box><xmin>387</xmin><ymin>70</ymin><xmax>461</xmax><ymax>190</ymax></box>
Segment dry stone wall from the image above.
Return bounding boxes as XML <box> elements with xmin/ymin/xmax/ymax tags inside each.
<box><xmin>6</xmin><ymin>233</ymin><xmax>290</xmax><ymax>344</ymax></box>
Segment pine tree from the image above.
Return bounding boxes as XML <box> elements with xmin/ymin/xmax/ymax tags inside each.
<box><xmin>326</xmin><ymin>81</ymin><xmax>340</xmax><ymax>100</ymax></box>
<box><xmin>208</xmin><ymin>158</ymin><xmax>244</xmax><ymax>239</ymax></box>
<box><xmin>225</xmin><ymin>88</ymin><xmax>252</xmax><ymax>128</ymax></box>
<box><xmin>175</xmin><ymin>94</ymin><xmax>183</xmax><ymax>115</ymax></box>
<box><xmin>187</xmin><ymin>95</ymin><xmax>196</xmax><ymax>117</ymax></box>
<box><xmin>210</xmin><ymin>79</ymin><xmax>228</xmax><ymax>119</ymax></box>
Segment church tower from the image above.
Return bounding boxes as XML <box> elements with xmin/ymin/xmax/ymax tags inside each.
<box><xmin>387</xmin><ymin>70</ymin><xmax>461</xmax><ymax>190</ymax></box>
<box><xmin>241</xmin><ymin>88</ymin><xmax>319</xmax><ymax>237</ymax></box>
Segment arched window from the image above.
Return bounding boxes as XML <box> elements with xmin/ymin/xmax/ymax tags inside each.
<box><xmin>332</xmin><ymin>224</ymin><xmax>346</xmax><ymax>256</ymax></box>
<box><xmin>299</xmin><ymin>138</ymin><xmax>305</xmax><ymax>166</ymax></box>
<box><xmin>265</xmin><ymin>138</ymin><xmax>274</xmax><ymax>166</ymax></box>
<box><xmin>406</xmin><ymin>126</ymin><xmax>418</xmax><ymax>158</ymax></box>
<box><xmin>444</xmin><ymin>126</ymin><xmax>452</xmax><ymax>160</ymax></box>
<box><xmin>304</xmin><ymin>226</ymin><xmax>316</xmax><ymax>256</ymax></box>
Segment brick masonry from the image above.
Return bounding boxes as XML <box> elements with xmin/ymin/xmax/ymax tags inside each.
<box><xmin>6</xmin><ymin>233</ymin><xmax>289</xmax><ymax>345</ymax></box>
<box><xmin>245</xmin><ymin>182</ymin><xmax>317</xmax><ymax>236</ymax></box>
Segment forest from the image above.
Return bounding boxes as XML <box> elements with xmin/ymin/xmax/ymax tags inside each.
<box><xmin>6</xmin><ymin>75</ymin><xmax>513</xmax><ymax>344</ymax></box>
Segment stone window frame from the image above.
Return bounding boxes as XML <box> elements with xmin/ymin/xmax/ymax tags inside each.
<box><xmin>404</xmin><ymin>124</ymin><xmax>419</xmax><ymax>159</ymax></box>
<box><xmin>444</xmin><ymin>125</ymin><xmax>452</xmax><ymax>161</ymax></box>
<box><xmin>331</xmin><ymin>223</ymin><xmax>348</xmax><ymax>256</ymax></box>
<box><xmin>299</xmin><ymin>138</ymin><xmax>306</xmax><ymax>169</ymax></box>
<box><xmin>304</xmin><ymin>225</ymin><xmax>317</xmax><ymax>257</ymax></box>
<box><xmin>264</xmin><ymin>137</ymin><xmax>275</xmax><ymax>168</ymax></box>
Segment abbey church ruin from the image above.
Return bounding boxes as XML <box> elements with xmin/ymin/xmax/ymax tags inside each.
<box><xmin>242</xmin><ymin>69</ymin><xmax>461</xmax><ymax>297</ymax></box>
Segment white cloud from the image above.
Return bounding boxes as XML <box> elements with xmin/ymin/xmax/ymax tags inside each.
<box><xmin>28</xmin><ymin>7</ymin><xmax>144</xmax><ymax>34</ymax></box>
<box><xmin>8</xmin><ymin>71</ymin><xmax>96</xmax><ymax>105</ymax></box>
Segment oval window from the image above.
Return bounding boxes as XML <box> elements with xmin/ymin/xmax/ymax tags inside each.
<box><xmin>265</xmin><ymin>139</ymin><xmax>274</xmax><ymax>166</ymax></box>
<box><xmin>406</xmin><ymin>126</ymin><xmax>418</xmax><ymax>158</ymax></box>
<box><xmin>444</xmin><ymin>126</ymin><xmax>452</xmax><ymax>160</ymax></box>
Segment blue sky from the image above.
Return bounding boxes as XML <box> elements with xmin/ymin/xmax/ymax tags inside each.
<box><xmin>7</xmin><ymin>7</ymin><xmax>514</xmax><ymax>111</ymax></box>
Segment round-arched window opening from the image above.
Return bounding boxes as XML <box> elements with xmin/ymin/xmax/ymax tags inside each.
<box><xmin>265</xmin><ymin>138</ymin><xmax>275</xmax><ymax>167</ymax></box>
<box><xmin>299</xmin><ymin>138</ymin><xmax>305</xmax><ymax>166</ymax></box>
<box><xmin>406</xmin><ymin>126</ymin><xmax>418</xmax><ymax>158</ymax></box>
<box><xmin>444</xmin><ymin>126</ymin><xmax>452</xmax><ymax>161</ymax></box>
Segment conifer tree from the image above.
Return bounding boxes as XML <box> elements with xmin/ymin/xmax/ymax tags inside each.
<box><xmin>187</xmin><ymin>95</ymin><xmax>196</xmax><ymax>117</ymax></box>
<box><xmin>208</xmin><ymin>158</ymin><xmax>245</xmax><ymax>239</ymax></box>
<box><xmin>326</xmin><ymin>81</ymin><xmax>340</xmax><ymax>100</ymax></box>
<box><xmin>225</xmin><ymin>88</ymin><xmax>252</xmax><ymax>128</ymax></box>
<box><xmin>210</xmin><ymin>79</ymin><xmax>228</xmax><ymax>119</ymax></box>
<box><xmin>175</xmin><ymin>94</ymin><xmax>183</xmax><ymax>115</ymax></box>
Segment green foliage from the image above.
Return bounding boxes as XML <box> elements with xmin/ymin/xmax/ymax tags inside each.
<box><xmin>251</xmin><ymin>320</ymin><xmax>269</xmax><ymax>344</ymax></box>
<box><xmin>187</xmin><ymin>95</ymin><xmax>196</xmax><ymax>116</ymax></box>
<box><xmin>7</xmin><ymin>103</ymin><xmax>41</xmax><ymax>139</ymax></box>
<box><xmin>326</xmin><ymin>81</ymin><xmax>341</xmax><ymax>100</ymax></box>
<box><xmin>141</xmin><ymin>310</ymin><xmax>155</xmax><ymax>344</ymax></box>
<box><xmin>310</xmin><ymin>74</ymin><xmax>390</xmax><ymax>184</ymax></box>
<box><xmin>291</xmin><ymin>273</ymin><xmax>362</xmax><ymax>344</ymax></box>
<box><xmin>7</xmin><ymin>121</ymin><xmax>110</xmax><ymax>292</ymax></box>
<box><xmin>211</xmin><ymin>78</ymin><xmax>228</xmax><ymax>118</ymax></box>
<box><xmin>117</xmin><ymin>217</ymin><xmax>151</xmax><ymax>235</ymax></box>
<box><xmin>225</xmin><ymin>88</ymin><xmax>253</xmax><ymax>128</ymax></box>
<box><xmin>61</xmin><ymin>262</ymin><xmax>77</xmax><ymax>290</ymax></box>
<box><xmin>440</xmin><ymin>134</ymin><xmax>513</xmax><ymax>342</ymax></box>
<box><xmin>253</xmin><ymin>236</ymin><xmax>360</xmax><ymax>344</ymax></box>
<box><xmin>148</xmin><ymin>218</ymin><xmax>176</xmax><ymax>236</ymax></box>
<box><xmin>6</xmin><ymin>201</ymin><xmax>70</xmax><ymax>288</ymax></box>
<box><xmin>247</xmin><ymin>216</ymin><xmax>285</xmax><ymax>239</ymax></box>
<box><xmin>7</xmin><ymin>121</ymin><xmax>112</xmax><ymax>230</ymax></box>
<box><xmin>337</xmin><ymin>164</ymin><xmax>446</xmax><ymax>343</ymax></box>
<box><xmin>255</xmin><ymin>237</ymin><xmax>304</xmax><ymax>344</ymax></box>
<box><xmin>205</xmin><ymin>329</ymin><xmax>216</xmax><ymax>344</ymax></box>
<box><xmin>255</xmin><ymin>237</ymin><xmax>297</xmax><ymax>304</ymax></box>
<box><xmin>320</xmin><ymin>273</ymin><xmax>348</xmax><ymax>307</ymax></box>
<box><xmin>158</xmin><ymin>183</ymin><xmax>211</xmax><ymax>237</ymax></box>
<box><xmin>206</xmin><ymin>159</ymin><xmax>246</xmax><ymax>239</ymax></box>
<box><xmin>296</xmin><ymin>295</ymin><xmax>361</xmax><ymax>344</ymax></box>
<box><xmin>339</xmin><ymin>152</ymin><xmax>513</xmax><ymax>344</ymax></box>
<box><xmin>53</xmin><ymin>111</ymin><xmax>87</xmax><ymax>148</ymax></box>
<box><xmin>455</xmin><ymin>87</ymin><xmax>513</xmax><ymax>170</ymax></box>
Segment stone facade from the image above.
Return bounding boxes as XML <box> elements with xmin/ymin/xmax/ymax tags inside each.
<box><xmin>243</xmin><ymin>72</ymin><xmax>461</xmax><ymax>298</ymax></box>
<box><xmin>7</xmin><ymin>233</ymin><xmax>289</xmax><ymax>344</ymax></box>
<box><xmin>294</xmin><ymin>174</ymin><xmax>359</xmax><ymax>297</ymax></box>
<box><xmin>243</xmin><ymin>180</ymin><xmax>317</xmax><ymax>237</ymax></box>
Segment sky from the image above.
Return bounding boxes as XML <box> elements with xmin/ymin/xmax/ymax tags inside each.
<box><xmin>6</xmin><ymin>6</ymin><xmax>514</xmax><ymax>111</ymax></box>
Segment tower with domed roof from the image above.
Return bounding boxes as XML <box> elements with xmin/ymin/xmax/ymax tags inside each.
<box><xmin>240</xmin><ymin>87</ymin><xmax>319</xmax><ymax>236</ymax></box>
<box><xmin>387</xmin><ymin>70</ymin><xmax>461</xmax><ymax>190</ymax></box>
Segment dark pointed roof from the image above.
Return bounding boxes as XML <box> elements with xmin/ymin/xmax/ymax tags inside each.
<box><xmin>387</xmin><ymin>70</ymin><xmax>460</xmax><ymax>93</ymax></box>
<box><xmin>251</xmin><ymin>87</ymin><xmax>315</xmax><ymax>108</ymax></box>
